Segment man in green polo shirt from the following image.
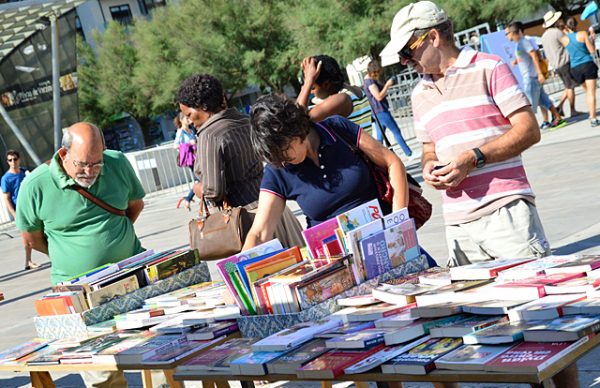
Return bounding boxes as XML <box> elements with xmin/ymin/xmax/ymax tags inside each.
<box><xmin>16</xmin><ymin>122</ymin><xmax>145</xmax><ymax>285</ymax></box>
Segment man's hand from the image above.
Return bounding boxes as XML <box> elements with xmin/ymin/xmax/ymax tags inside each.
<box><xmin>423</xmin><ymin>160</ymin><xmax>450</xmax><ymax>190</ymax></box>
<box><xmin>431</xmin><ymin>150</ymin><xmax>476</xmax><ymax>188</ymax></box>
<box><xmin>126</xmin><ymin>199</ymin><xmax>144</xmax><ymax>223</ymax></box>
<box><xmin>22</xmin><ymin>230</ymin><xmax>48</xmax><ymax>255</ymax></box>
<box><xmin>301</xmin><ymin>57</ymin><xmax>322</xmax><ymax>85</ymax></box>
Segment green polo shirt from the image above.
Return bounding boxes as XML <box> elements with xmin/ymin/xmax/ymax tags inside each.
<box><xmin>16</xmin><ymin>150</ymin><xmax>146</xmax><ymax>284</ymax></box>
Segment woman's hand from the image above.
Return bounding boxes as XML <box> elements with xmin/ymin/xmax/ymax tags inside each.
<box><xmin>385</xmin><ymin>78</ymin><xmax>395</xmax><ymax>88</ymax></box>
<box><xmin>301</xmin><ymin>57</ymin><xmax>322</xmax><ymax>85</ymax></box>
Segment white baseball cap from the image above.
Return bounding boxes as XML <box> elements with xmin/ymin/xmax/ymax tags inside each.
<box><xmin>380</xmin><ymin>1</ymin><xmax>448</xmax><ymax>59</ymax></box>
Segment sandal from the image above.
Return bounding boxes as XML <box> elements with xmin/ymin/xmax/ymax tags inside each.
<box><xmin>25</xmin><ymin>262</ymin><xmax>40</xmax><ymax>270</ymax></box>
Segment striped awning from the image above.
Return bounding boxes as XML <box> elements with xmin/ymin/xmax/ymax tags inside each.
<box><xmin>0</xmin><ymin>0</ymin><xmax>87</xmax><ymax>64</ymax></box>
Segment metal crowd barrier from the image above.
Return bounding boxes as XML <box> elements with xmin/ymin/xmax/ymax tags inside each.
<box><xmin>124</xmin><ymin>144</ymin><xmax>195</xmax><ymax>198</ymax></box>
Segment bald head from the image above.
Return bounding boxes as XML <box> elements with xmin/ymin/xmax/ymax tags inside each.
<box><xmin>59</xmin><ymin>122</ymin><xmax>105</xmax><ymax>188</ymax></box>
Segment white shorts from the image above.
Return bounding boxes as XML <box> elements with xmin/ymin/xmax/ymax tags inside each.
<box><xmin>445</xmin><ymin>199</ymin><xmax>551</xmax><ymax>267</ymax></box>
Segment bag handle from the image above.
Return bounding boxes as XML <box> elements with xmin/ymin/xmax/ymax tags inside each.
<box><xmin>70</xmin><ymin>185</ymin><xmax>127</xmax><ymax>217</ymax></box>
<box><xmin>196</xmin><ymin>194</ymin><xmax>233</xmax><ymax>219</ymax></box>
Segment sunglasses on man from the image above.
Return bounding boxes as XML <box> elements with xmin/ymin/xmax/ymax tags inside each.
<box><xmin>399</xmin><ymin>30</ymin><xmax>431</xmax><ymax>61</ymax></box>
<box><xmin>7</xmin><ymin>157</ymin><xmax>18</xmax><ymax>162</ymax></box>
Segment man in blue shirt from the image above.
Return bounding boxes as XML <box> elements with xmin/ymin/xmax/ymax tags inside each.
<box><xmin>1</xmin><ymin>150</ymin><xmax>38</xmax><ymax>269</ymax></box>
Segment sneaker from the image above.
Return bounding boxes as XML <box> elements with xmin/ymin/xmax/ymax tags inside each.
<box><xmin>591</xmin><ymin>118</ymin><xmax>600</xmax><ymax>127</ymax></box>
<box><xmin>550</xmin><ymin>118</ymin><xmax>567</xmax><ymax>130</ymax></box>
<box><xmin>540</xmin><ymin>121</ymin><xmax>551</xmax><ymax>130</ymax></box>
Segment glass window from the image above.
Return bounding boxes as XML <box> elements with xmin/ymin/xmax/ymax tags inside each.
<box><xmin>109</xmin><ymin>4</ymin><xmax>133</xmax><ymax>25</ymax></box>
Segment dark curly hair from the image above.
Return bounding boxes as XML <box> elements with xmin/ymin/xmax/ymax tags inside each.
<box><xmin>176</xmin><ymin>74</ymin><xmax>225</xmax><ymax>113</ymax></box>
<box><xmin>250</xmin><ymin>94</ymin><xmax>312</xmax><ymax>167</ymax></box>
<box><xmin>313</xmin><ymin>55</ymin><xmax>345</xmax><ymax>93</ymax></box>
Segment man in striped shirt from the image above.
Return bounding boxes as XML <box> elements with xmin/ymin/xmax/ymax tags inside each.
<box><xmin>382</xmin><ymin>7</ymin><xmax>577</xmax><ymax>388</ymax></box>
<box><xmin>381</xmin><ymin>3</ymin><xmax>552</xmax><ymax>266</ymax></box>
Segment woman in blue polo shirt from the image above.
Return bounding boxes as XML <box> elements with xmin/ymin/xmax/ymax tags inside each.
<box><xmin>242</xmin><ymin>94</ymin><xmax>408</xmax><ymax>249</ymax></box>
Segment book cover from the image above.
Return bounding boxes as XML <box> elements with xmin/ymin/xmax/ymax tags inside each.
<box><xmin>520</xmin><ymin>294</ymin><xmax>587</xmax><ymax>320</ymax></box>
<box><xmin>415</xmin><ymin>280</ymin><xmax>492</xmax><ymax>306</ymax></box>
<box><xmin>230</xmin><ymin>349</ymin><xmax>288</xmax><ymax>375</ymax></box>
<box><xmin>317</xmin><ymin>321</ymin><xmax>375</xmax><ymax>338</ymax></box>
<box><xmin>92</xmin><ymin>331</ymin><xmax>156</xmax><ymax>363</ymax></box>
<box><xmin>114</xmin><ymin>334</ymin><xmax>186</xmax><ymax>365</ymax></box>
<box><xmin>341</xmin><ymin>303</ymin><xmax>415</xmax><ymax>322</ymax></box>
<box><xmin>177</xmin><ymin>338</ymin><xmax>257</xmax><ymax>372</ymax></box>
<box><xmin>302</xmin><ymin>218</ymin><xmax>340</xmax><ymax>259</ymax></box>
<box><xmin>345</xmin><ymin>218</ymin><xmax>383</xmax><ymax>283</ymax></box>
<box><xmin>375</xmin><ymin>310</ymin><xmax>418</xmax><ymax>328</ymax></box>
<box><xmin>252</xmin><ymin>318</ymin><xmax>343</xmax><ymax>352</ymax></box>
<box><xmin>186</xmin><ymin>321</ymin><xmax>239</xmax><ymax>341</ymax></box>
<box><xmin>142</xmin><ymin>340</ymin><xmax>215</xmax><ymax>365</ymax></box>
<box><xmin>413</xmin><ymin>302</ymin><xmax>463</xmax><ymax>318</ymax></box>
<box><xmin>87</xmin><ymin>274</ymin><xmax>140</xmax><ymax>307</ymax></box>
<box><xmin>382</xmin><ymin>207</ymin><xmax>410</xmax><ymax>229</ymax></box>
<box><xmin>381</xmin><ymin>337</ymin><xmax>463</xmax><ymax>375</ymax></box>
<box><xmin>372</xmin><ymin>282</ymin><xmax>439</xmax><ymax>305</ymax></box>
<box><xmin>435</xmin><ymin>344</ymin><xmax>515</xmax><ymax>371</ymax></box>
<box><xmin>297</xmin><ymin>344</ymin><xmax>385</xmax><ymax>379</ymax></box>
<box><xmin>360</xmin><ymin>231</ymin><xmax>392</xmax><ymax>279</ymax></box>
<box><xmin>243</xmin><ymin>247</ymin><xmax>303</xmax><ymax>300</ymax></box>
<box><xmin>429</xmin><ymin>315</ymin><xmax>508</xmax><ymax>338</ymax></box>
<box><xmin>63</xmin><ymin>331</ymin><xmax>143</xmax><ymax>358</ymax></box>
<box><xmin>295</xmin><ymin>266</ymin><xmax>355</xmax><ymax>310</ymax></box>
<box><xmin>545</xmin><ymin>276</ymin><xmax>600</xmax><ymax>294</ymax></box>
<box><xmin>336</xmin><ymin>198</ymin><xmax>382</xmax><ymax>233</ymax></box>
<box><xmin>215</xmin><ymin>239</ymin><xmax>283</xmax><ymax>315</ymax></box>
<box><xmin>266</xmin><ymin>339</ymin><xmax>329</xmax><ymax>375</ymax></box>
<box><xmin>146</xmin><ymin>250</ymin><xmax>201</xmax><ymax>283</ymax></box>
<box><xmin>484</xmin><ymin>337</ymin><xmax>590</xmax><ymax>373</ymax></box>
<box><xmin>235</xmin><ymin>249</ymin><xmax>286</xmax><ymax>294</ymax></box>
<box><xmin>34</xmin><ymin>297</ymin><xmax>74</xmax><ymax>316</ymax></box>
<box><xmin>449</xmin><ymin>258</ymin><xmax>535</xmax><ymax>280</ymax></box>
<box><xmin>563</xmin><ymin>298</ymin><xmax>600</xmax><ymax>315</ymax></box>
<box><xmin>523</xmin><ymin>315</ymin><xmax>600</xmax><ymax>342</ymax></box>
<box><xmin>0</xmin><ymin>338</ymin><xmax>52</xmax><ymax>362</ymax></box>
<box><xmin>322</xmin><ymin>235</ymin><xmax>343</xmax><ymax>258</ymax></box>
<box><xmin>383</xmin><ymin>314</ymin><xmax>469</xmax><ymax>345</ymax></box>
<box><xmin>324</xmin><ymin>328</ymin><xmax>394</xmax><ymax>349</ymax></box>
<box><xmin>345</xmin><ymin>335</ymin><xmax>431</xmax><ymax>374</ymax></box>
<box><xmin>115</xmin><ymin>249</ymin><xmax>156</xmax><ymax>269</ymax></box>
<box><xmin>545</xmin><ymin>255</ymin><xmax>600</xmax><ymax>274</ymax></box>
<box><xmin>418</xmin><ymin>267</ymin><xmax>452</xmax><ymax>286</ymax></box>
<box><xmin>463</xmin><ymin>321</ymin><xmax>533</xmax><ymax>345</ymax></box>
<box><xmin>462</xmin><ymin>300</ymin><xmax>532</xmax><ymax>315</ymax></box>
<box><xmin>497</xmin><ymin>255</ymin><xmax>580</xmax><ymax>281</ymax></box>
<box><xmin>337</xmin><ymin>295</ymin><xmax>379</xmax><ymax>307</ymax></box>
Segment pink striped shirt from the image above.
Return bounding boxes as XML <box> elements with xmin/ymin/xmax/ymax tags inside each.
<box><xmin>413</xmin><ymin>48</ymin><xmax>535</xmax><ymax>225</ymax></box>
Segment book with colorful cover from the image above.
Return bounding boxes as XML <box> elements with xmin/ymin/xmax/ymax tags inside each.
<box><xmin>115</xmin><ymin>249</ymin><xmax>157</xmax><ymax>269</ymax></box>
<box><xmin>230</xmin><ymin>349</ymin><xmax>288</xmax><ymax>375</ymax></box>
<box><xmin>463</xmin><ymin>321</ymin><xmax>533</xmax><ymax>344</ymax></box>
<box><xmin>519</xmin><ymin>294</ymin><xmax>587</xmax><ymax>320</ymax></box>
<box><xmin>322</xmin><ymin>235</ymin><xmax>343</xmax><ymax>258</ymax></box>
<box><xmin>562</xmin><ymin>298</ymin><xmax>600</xmax><ymax>315</ymax></box>
<box><xmin>435</xmin><ymin>344</ymin><xmax>516</xmax><ymax>371</ymax></box>
<box><xmin>449</xmin><ymin>258</ymin><xmax>535</xmax><ymax>280</ymax></box>
<box><xmin>497</xmin><ymin>255</ymin><xmax>580</xmax><ymax>281</ymax></box>
<box><xmin>0</xmin><ymin>338</ymin><xmax>52</xmax><ymax>363</ymax></box>
<box><xmin>146</xmin><ymin>250</ymin><xmax>201</xmax><ymax>284</ymax></box>
<box><xmin>295</xmin><ymin>266</ymin><xmax>355</xmax><ymax>310</ymax></box>
<box><xmin>484</xmin><ymin>337</ymin><xmax>590</xmax><ymax>373</ymax></box>
<box><xmin>216</xmin><ymin>240</ymin><xmax>284</xmax><ymax>315</ymax></box>
<box><xmin>545</xmin><ymin>276</ymin><xmax>600</xmax><ymax>294</ymax></box>
<box><xmin>252</xmin><ymin>318</ymin><xmax>343</xmax><ymax>352</ymax></box>
<box><xmin>372</xmin><ymin>282</ymin><xmax>440</xmax><ymax>305</ymax></box>
<box><xmin>345</xmin><ymin>218</ymin><xmax>383</xmax><ymax>283</ymax></box>
<box><xmin>87</xmin><ymin>274</ymin><xmax>140</xmax><ymax>307</ymax></box>
<box><xmin>523</xmin><ymin>315</ymin><xmax>600</xmax><ymax>342</ymax></box>
<box><xmin>114</xmin><ymin>334</ymin><xmax>186</xmax><ymax>365</ymax></box>
<box><xmin>336</xmin><ymin>198</ymin><xmax>382</xmax><ymax>233</ymax></box>
<box><xmin>234</xmin><ymin>249</ymin><xmax>286</xmax><ymax>294</ymax></box>
<box><xmin>302</xmin><ymin>218</ymin><xmax>340</xmax><ymax>259</ymax></box>
<box><xmin>381</xmin><ymin>337</ymin><xmax>463</xmax><ymax>375</ymax></box>
<box><xmin>344</xmin><ymin>335</ymin><xmax>431</xmax><ymax>374</ymax></box>
<box><xmin>243</xmin><ymin>247</ymin><xmax>303</xmax><ymax>302</ymax></box>
<box><xmin>297</xmin><ymin>344</ymin><xmax>385</xmax><ymax>379</ymax></box>
<box><xmin>62</xmin><ymin>331</ymin><xmax>143</xmax><ymax>359</ymax></box>
<box><xmin>142</xmin><ymin>339</ymin><xmax>216</xmax><ymax>365</ymax></box>
<box><xmin>544</xmin><ymin>255</ymin><xmax>600</xmax><ymax>275</ymax></box>
<box><xmin>92</xmin><ymin>331</ymin><xmax>156</xmax><ymax>364</ymax></box>
<box><xmin>186</xmin><ymin>321</ymin><xmax>239</xmax><ymax>341</ymax></box>
<box><xmin>266</xmin><ymin>339</ymin><xmax>329</xmax><ymax>374</ymax></box>
<box><xmin>418</xmin><ymin>267</ymin><xmax>452</xmax><ymax>286</ymax></box>
<box><xmin>177</xmin><ymin>338</ymin><xmax>257</xmax><ymax>372</ymax></box>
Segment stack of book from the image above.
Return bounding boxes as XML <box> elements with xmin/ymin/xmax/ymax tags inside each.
<box><xmin>35</xmin><ymin>249</ymin><xmax>204</xmax><ymax>315</ymax></box>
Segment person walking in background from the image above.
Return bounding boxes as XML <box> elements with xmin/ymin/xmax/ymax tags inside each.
<box><xmin>363</xmin><ymin>60</ymin><xmax>413</xmax><ymax>157</ymax></box>
<box><xmin>1</xmin><ymin>150</ymin><xmax>38</xmax><ymax>270</ymax></box>
<box><xmin>562</xmin><ymin>17</ymin><xmax>599</xmax><ymax>127</ymax></box>
<box><xmin>541</xmin><ymin>11</ymin><xmax>582</xmax><ymax>118</ymax></box>
<box><xmin>506</xmin><ymin>22</ymin><xmax>567</xmax><ymax>130</ymax></box>
<box><xmin>296</xmin><ymin>55</ymin><xmax>373</xmax><ymax>133</ymax></box>
<box><xmin>173</xmin><ymin>113</ymin><xmax>197</xmax><ymax>210</ymax></box>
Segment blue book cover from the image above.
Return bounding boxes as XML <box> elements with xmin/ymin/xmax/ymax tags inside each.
<box><xmin>235</xmin><ymin>249</ymin><xmax>286</xmax><ymax>294</ymax></box>
<box><xmin>360</xmin><ymin>231</ymin><xmax>392</xmax><ymax>280</ymax></box>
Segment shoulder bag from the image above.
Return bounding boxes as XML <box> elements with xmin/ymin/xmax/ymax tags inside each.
<box><xmin>70</xmin><ymin>185</ymin><xmax>127</xmax><ymax>217</ymax></box>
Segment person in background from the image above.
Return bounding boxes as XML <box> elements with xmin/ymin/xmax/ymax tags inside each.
<box><xmin>1</xmin><ymin>150</ymin><xmax>38</xmax><ymax>270</ymax></box>
<box><xmin>16</xmin><ymin>122</ymin><xmax>145</xmax><ymax>387</ymax></box>
<box><xmin>363</xmin><ymin>60</ymin><xmax>414</xmax><ymax>157</ymax></box>
<box><xmin>382</xmin><ymin>2</ymin><xmax>573</xmax><ymax>386</ymax></box>
<box><xmin>541</xmin><ymin>11</ymin><xmax>582</xmax><ymax>118</ymax></box>
<box><xmin>506</xmin><ymin>21</ymin><xmax>567</xmax><ymax>130</ymax></box>
<box><xmin>242</xmin><ymin>94</ymin><xmax>408</xmax><ymax>249</ymax></box>
<box><xmin>297</xmin><ymin>55</ymin><xmax>373</xmax><ymax>133</ymax></box>
<box><xmin>176</xmin><ymin>74</ymin><xmax>304</xmax><ymax>248</ymax></box>
<box><xmin>173</xmin><ymin>112</ymin><xmax>197</xmax><ymax>210</ymax></box>
<box><xmin>561</xmin><ymin>17</ymin><xmax>599</xmax><ymax>127</ymax></box>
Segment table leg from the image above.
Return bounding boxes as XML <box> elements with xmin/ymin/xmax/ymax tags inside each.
<box><xmin>163</xmin><ymin>369</ymin><xmax>183</xmax><ymax>388</ymax></box>
<box><xmin>202</xmin><ymin>380</ymin><xmax>216</xmax><ymax>388</ymax></box>
<box><xmin>321</xmin><ymin>382</ymin><xmax>333</xmax><ymax>388</ymax></box>
<box><xmin>355</xmin><ymin>382</ymin><xmax>370</xmax><ymax>388</ymax></box>
<box><xmin>141</xmin><ymin>370</ymin><xmax>153</xmax><ymax>388</ymax></box>
<box><xmin>30</xmin><ymin>371</ymin><xmax>56</xmax><ymax>388</ymax></box>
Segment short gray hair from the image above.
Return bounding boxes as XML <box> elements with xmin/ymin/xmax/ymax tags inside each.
<box><xmin>61</xmin><ymin>130</ymin><xmax>74</xmax><ymax>150</ymax></box>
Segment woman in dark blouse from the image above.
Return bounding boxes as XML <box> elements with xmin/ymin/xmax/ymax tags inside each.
<box><xmin>243</xmin><ymin>94</ymin><xmax>408</xmax><ymax>249</ymax></box>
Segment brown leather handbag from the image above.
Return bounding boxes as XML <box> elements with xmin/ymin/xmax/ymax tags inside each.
<box><xmin>188</xmin><ymin>196</ymin><xmax>253</xmax><ymax>260</ymax></box>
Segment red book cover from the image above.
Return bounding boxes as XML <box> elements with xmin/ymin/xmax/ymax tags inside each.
<box><xmin>485</xmin><ymin>338</ymin><xmax>590</xmax><ymax>373</ymax></box>
<box><xmin>302</xmin><ymin>218</ymin><xmax>340</xmax><ymax>259</ymax></box>
<box><xmin>297</xmin><ymin>344</ymin><xmax>385</xmax><ymax>379</ymax></box>
<box><xmin>35</xmin><ymin>296</ymin><xmax>74</xmax><ymax>316</ymax></box>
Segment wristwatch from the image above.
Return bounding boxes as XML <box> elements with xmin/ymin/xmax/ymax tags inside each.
<box><xmin>472</xmin><ymin>148</ymin><xmax>486</xmax><ymax>168</ymax></box>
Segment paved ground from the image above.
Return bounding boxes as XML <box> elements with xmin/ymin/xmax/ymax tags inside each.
<box><xmin>1</xmin><ymin>89</ymin><xmax>600</xmax><ymax>387</ymax></box>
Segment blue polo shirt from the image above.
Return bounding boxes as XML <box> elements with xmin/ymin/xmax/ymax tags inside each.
<box><xmin>1</xmin><ymin>167</ymin><xmax>26</xmax><ymax>209</ymax></box>
<box><xmin>261</xmin><ymin>116</ymin><xmax>380</xmax><ymax>227</ymax></box>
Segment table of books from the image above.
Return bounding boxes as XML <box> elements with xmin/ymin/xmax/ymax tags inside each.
<box><xmin>0</xmin><ymin>333</ymin><xmax>237</xmax><ymax>388</ymax></box>
<box><xmin>173</xmin><ymin>330</ymin><xmax>600</xmax><ymax>387</ymax></box>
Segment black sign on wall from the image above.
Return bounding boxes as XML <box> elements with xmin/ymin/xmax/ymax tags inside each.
<box><xmin>0</xmin><ymin>9</ymin><xmax>80</xmax><ymax>174</ymax></box>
